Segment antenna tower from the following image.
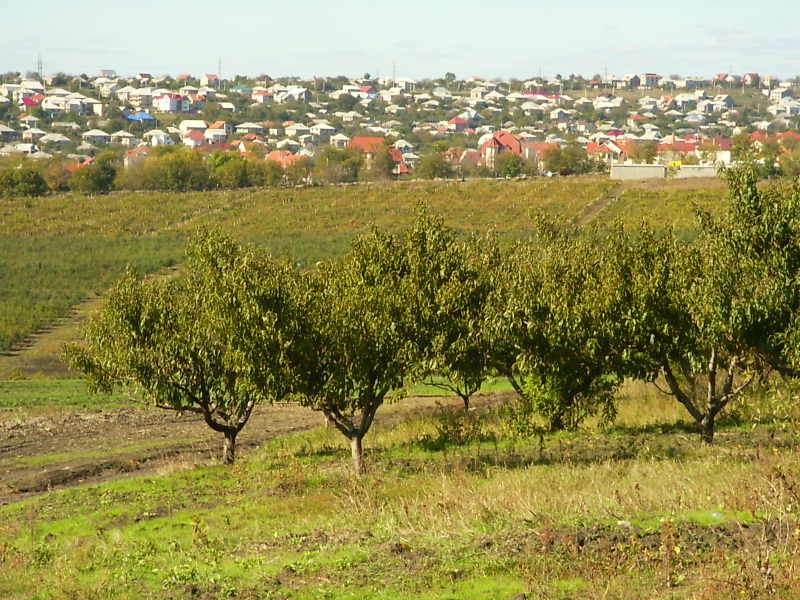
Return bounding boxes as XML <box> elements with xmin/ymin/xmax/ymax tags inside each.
<box><xmin>37</xmin><ymin>53</ymin><xmax>43</xmax><ymax>80</ymax></box>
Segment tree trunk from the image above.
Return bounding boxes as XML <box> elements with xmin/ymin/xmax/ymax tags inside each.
<box><xmin>549</xmin><ymin>412</ymin><xmax>565</xmax><ymax>432</ymax></box>
<box><xmin>459</xmin><ymin>393</ymin><xmax>470</xmax><ymax>412</ymax></box>
<box><xmin>222</xmin><ymin>430</ymin><xmax>237</xmax><ymax>465</ymax></box>
<box><xmin>350</xmin><ymin>435</ymin><xmax>365</xmax><ymax>476</ymax></box>
<box><xmin>700</xmin><ymin>415</ymin><xmax>715</xmax><ymax>444</ymax></box>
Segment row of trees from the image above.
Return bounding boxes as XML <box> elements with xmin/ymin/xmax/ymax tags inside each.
<box><xmin>67</xmin><ymin>165</ymin><xmax>800</xmax><ymax>473</ymax></box>
<box><xmin>0</xmin><ymin>143</ymin><xmax>605</xmax><ymax>199</ymax></box>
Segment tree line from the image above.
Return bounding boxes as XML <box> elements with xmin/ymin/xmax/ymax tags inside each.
<box><xmin>66</xmin><ymin>165</ymin><xmax>800</xmax><ymax>473</ymax></box>
<box><xmin>0</xmin><ymin>142</ymin><xmax>606</xmax><ymax>199</ymax></box>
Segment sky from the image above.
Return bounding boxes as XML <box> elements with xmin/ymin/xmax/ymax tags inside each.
<box><xmin>3</xmin><ymin>0</ymin><xmax>800</xmax><ymax>81</ymax></box>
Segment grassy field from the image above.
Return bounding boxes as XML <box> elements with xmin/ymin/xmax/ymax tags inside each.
<box><xmin>1</xmin><ymin>381</ymin><xmax>798</xmax><ymax>599</ymax></box>
<box><xmin>0</xmin><ymin>177</ymin><xmax>728</xmax><ymax>357</ymax></box>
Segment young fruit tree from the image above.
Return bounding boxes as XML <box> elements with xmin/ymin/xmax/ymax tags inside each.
<box><xmin>65</xmin><ymin>231</ymin><xmax>299</xmax><ymax>463</ymax></box>
<box><xmin>289</xmin><ymin>216</ymin><xmax>445</xmax><ymax>475</ymax></box>
<box><xmin>631</xmin><ymin>166</ymin><xmax>800</xmax><ymax>442</ymax></box>
<box><xmin>488</xmin><ymin>220</ymin><xmax>653</xmax><ymax>432</ymax></box>
<box><xmin>414</xmin><ymin>228</ymin><xmax>501</xmax><ymax>411</ymax></box>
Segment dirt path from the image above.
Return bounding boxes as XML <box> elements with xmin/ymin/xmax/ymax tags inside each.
<box><xmin>0</xmin><ymin>393</ymin><xmax>506</xmax><ymax>506</ymax></box>
<box><xmin>573</xmin><ymin>183</ymin><xmax>622</xmax><ymax>226</ymax></box>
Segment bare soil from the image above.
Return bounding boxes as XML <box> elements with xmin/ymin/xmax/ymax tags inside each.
<box><xmin>0</xmin><ymin>394</ymin><xmax>494</xmax><ymax>506</ymax></box>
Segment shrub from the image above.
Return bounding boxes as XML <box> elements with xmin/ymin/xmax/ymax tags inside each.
<box><xmin>69</xmin><ymin>152</ymin><xmax>117</xmax><ymax>195</ymax></box>
<box><xmin>0</xmin><ymin>162</ymin><xmax>49</xmax><ymax>197</ymax></box>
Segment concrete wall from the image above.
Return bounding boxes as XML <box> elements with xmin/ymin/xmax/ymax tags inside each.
<box><xmin>610</xmin><ymin>164</ymin><xmax>666</xmax><ymax>180</ymax></box>
<box><xmin>675</xmin><ymin>165</ymin><xmax>719</xmax><ymax>178</ymax></box>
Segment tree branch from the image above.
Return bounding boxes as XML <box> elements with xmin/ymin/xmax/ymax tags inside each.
<box><xmin>662</xmin><ymin>362</ymin><xmax>703</xmax><ymax>423</ymax></box>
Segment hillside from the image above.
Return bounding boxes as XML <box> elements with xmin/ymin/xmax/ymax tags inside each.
<box><xmin>0</xmin><ymin>176</ymin><xmax>727</xmax><ymax>366</ymax></box>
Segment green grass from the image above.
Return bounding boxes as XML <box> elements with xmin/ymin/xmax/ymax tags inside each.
<box><xmin>1</xmin><ymin>387</ymin><xmax>798</xmax><ymax>599</ymax></box>
<box><xmin>0</xmin><ymin>177</ymin><xmax>729</xmax><ymax>356</ymax></box>
<box><xmin>0</xmin><ymin>379</ymin><xmax>131</xmax><ymax>411</ymax></box>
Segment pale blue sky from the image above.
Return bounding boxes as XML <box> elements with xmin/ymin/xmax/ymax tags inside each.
<box><xmin>3</xmin><ymin>0</ymin><xmax>799</xmax><ymax>80</ymax></box>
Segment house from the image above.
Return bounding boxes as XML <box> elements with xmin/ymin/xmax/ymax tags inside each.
<box><xmin>124</xmin><ymin>145</ymin><xmax>150</xmax><ymax>168</ymax></box>
<box><xmin>81</xmin><ymin>129</ymin><xmax>111</xmax><ymax>144</ymax></box>
<box><xmin>252</xmin><ymin>90</ymin><xmax>274</xmax><ymax>104</ymax></box>
<box><xmin>182</xmin><ymin>129</ymin><xmax>206</xmax><ymax>147</ymax></box>
<box><xmin>394</xmin><ymin>139</ymin><xmax>414</xmax><ymax>153</ymax></box>
<box><xmin>0</xmin><ymin>124</ymin><xmax>19</xmax><ymax>141</ymax></box>
<box><xmin>21</xmin><ymin>128</ymin><xmax>46</xmax><ymax>142</ymax></box>
<box><xmin>266</xmin><ymin>149</ymin><xmax>301</xmax><ymax>168</ymax></box>
<box><xmin>394</xmin><ymin>78</ymin><xmax>416</xmax><ymax>92</ymax></box>
<box><xmin>448</xmin><ymin>116</ymin><xmax>469</xmax><ymax>132</ymax></box>
<box><xmin>129</xmin><ymin>88</ymin><xmax>153</xmax><ymax>109</ymax></box>
<box><xmin>349</xmin><ymin>136</ymin><xmax>386</xmax><ymax>162</ymax></box>
<box><xmin>19</xmin><ymin>94</ymin><xmax>44</xmax><ymax>109</ymax></box>
<box><xmin>743</xmin><ymin>73</ymin><xmax>760</xmax><ymax>87</ymax></box>
<box><xmin>770</xmin><ymin>88</ymin><xmax>793</xmax><ymax>103</ymax></box>
<box><xmin>20</xmin><ymin>79</ymin><xmax>45</xmax><ymax>93</ymax></box>
<box><xmin>178</xmin><ymin>119</ymin><xmax>208</xmax><ymax>135</ymax></box>
<box><xmin>275</xmin><ymin>138</ymin><xmax>300</xmax><ymax>151</ymax></box>
<box><xmin>204</xmin><ymin>128</ymin><xmax>228</xmax><ymax>143</ymax></box>
<box><xmin>18</xmin><ymin>114</ymin><xmax>41</xmax><ymax>129</ymax></box>
<box><xmin>521</xmin><ymin>141</ymin><xmax>559</xmax><ymax>170</ymax></box>
<box><xmin>115</xmin><ymin>85</ymin><xmax>138</xmax><ymax>103</ymax></box>
<box><xmin>208</xmin><ymin>121</ymin><xmax>233</xmax><ymax>135</ymax></box>
<box><xmin>110</xmin><ymin>130</ymin><xmax>138</xmax><ymax>147</ymax></box>
<box><xmin>83</xmin><ymin>98</ymin><xmax>104</xmax><ymax>116</ymax></box>
<box><xmin>185</xmin><ymin>94</ymin><xmax>207</xmax><ymax>111</ymax></box>
<box><xmin>274</xmin><ymin>86</ymin><xmax>311</xmax><ymax>103</ymax></box>
<box><xmin>310</xmin><ymin>122</ymin><xmax>336</xmax><ymax>138</ymax></box>
<box><xmin>479</xmin><ymin>130</ymin><xmax>522</xmax><ymax>168</ymax></box>
<box><xmin>52</xmin><ymin>121</ymin><xmax>81</xmax><ymax>132</ymax></box>
<box><xmin>200</xmin><ymin>74</ymin><xmax>220</xmax><ymax>89</ymax></box>
<box><xmin>235</xmin><ymin>122</ymin><xmax>265</xmax><ymax>135</ymax></box>
<box><xmin>285</xmin><ymin>123</ymin><xmax>310</xmax><ymax>137</ymax></box>
<box><xmin>639</xmin><ymin>73</ymin><xmax>662</xmax><ymax>89</ymax></box>
<box><xmin>38</xmin><ymin>132</ymin><xmax>71</xmax><ymax>146</ymax></box>
<box><xmin>142</xmin><ymin>129</ymin><xmax>174</xmax><ymax>146</ymax></box>
<box><xmin>330</xmin><ymin>133</ymin><xmax>350</xmax><ymax>148</ymax></box>
<box><xmin>155</xmin><ymin>93</ymin><xmax>184</xmax><ymax>113</ymax></box>
<box><xmin>761</xmin><ymin>75</ymin><xmax>780</xmax><ymax>89</ymax></box>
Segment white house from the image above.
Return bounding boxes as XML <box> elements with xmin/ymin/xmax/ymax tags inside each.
<box><xmin>330</xmin><ymin>133</ymin><xmax>350</xmax><ymax>148</ymax></box>
<box><xmin>310</xmin><ymin>122</ymin><xmax>336</xmax><ymax>137</ymax></box>
<box><xmin>82</xmin><ymin>129</ymin><xmax>111</xmax><ymax>144</ymax></box>
<box><xmin>178</xmin><ymin>120</ymin><xmax>208</xmax><ymax>135</ymax></box>
<box><xmin>235</xmin><ymin>122</ymin><xmax>265</xmax><ymax>135</ymax></box>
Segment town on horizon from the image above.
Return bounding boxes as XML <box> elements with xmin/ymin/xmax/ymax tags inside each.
<box><xmin>2</xmin><ymin>67</ymin><xmax>799</xmax><ymax>184</ymax></box>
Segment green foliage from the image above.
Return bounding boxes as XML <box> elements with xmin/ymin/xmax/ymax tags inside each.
<box><xmin>210</xmin><ymin>153</ymin><xmax>252</xmax><ymax>189</ymax></box>
<box><xmin>287</xmin><ymin>211</ymin><xmax>486</xmax><ymax>473</ymax></box>
<box><xmin>416</xmin><ymin>151</ymin><xmax>452</xmax><ymax>179</ymax></box>
<box><xmin>365</xmin><ymin>144</ymin><xmax>394</xmax><ymax>181</ymax></box>
<box><xmin>158</xmin><ymin>148</ymin><xmax>212</xmax><ymax>191</ymax></box>
<box><xmin>543</xmin><ymin>144</ymin><xmax>596</xmax><ymax>175</ymax></box>
<box><xmin>69</xmin><ymin>151</ymin><xmax>117</xmax><ymax>195</ymax></box>
<box><xmin>65</xmin><ymin>231</ymin><xmax>301</xmax><ymax>463</ymax></box>
<box><xmin>629</xmin><ymin>165</ymin><xmax>800</xmax><ymax>441</ymax></box>
<box><xmin>494</xmin><ymin>152</ymin><xmax>528</xmax><ymax>177</ymax></box>
<box><xmin>290</xmin><ymin>225</ymin><xmax>418</xmax><ymax>474</ymax></box>
<box><xmin>412</xmin><ymin>220</ymin><xmax>500</xmax><ymax>409</ymax></box>
<box><xmin>285</xmin><ymin>156</ymin><xmax>313</xmax><ymax>186</ymax></box>
<box><xmin>631</xmin><ymin>141</ymin><xmax>658</xmax><ymax>164</ymax></box>
<box><xmin>0</xmin><ymin>161</ymin><xmax>49</xmax><ymax>197</ymax></box>
<box><xmin>314</xmin><ymin>146</ymin><xmax>364</xmax><ymax>183</ymax></box>
<box><xmin>0</xmin><ymin>177</ymin><xmax>717</xmax><ymax>356</ymax></box>
<box><xmin>489</xmin><ymin>221</ymin><xmax>663</xmax><ymax>431</ymax></box>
